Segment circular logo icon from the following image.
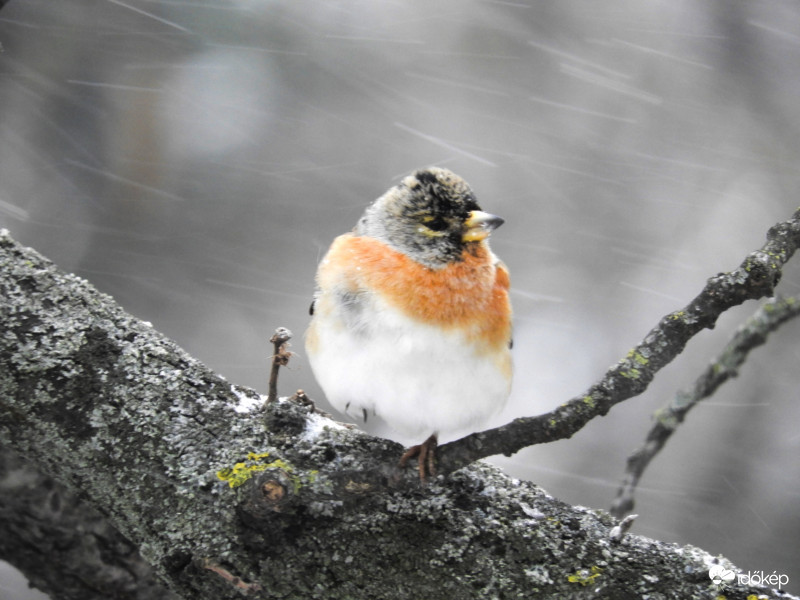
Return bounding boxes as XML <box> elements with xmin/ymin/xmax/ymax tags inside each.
<box><xmin>709</xmin><ymin>564</ymin><xmax>736</xmax><ymax>586</ymax></box>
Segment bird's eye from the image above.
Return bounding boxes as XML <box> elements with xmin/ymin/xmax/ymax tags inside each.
<box><xmin>424</xmin><ymin>216</ymin><xmax>448</xmax><ymax>231</ymax></box>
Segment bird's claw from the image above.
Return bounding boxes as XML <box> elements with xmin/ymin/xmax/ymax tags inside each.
<box><xmin>398</xmin><ymin>434</ymin><xmax>438</xmax><ymax>484</ymax></box>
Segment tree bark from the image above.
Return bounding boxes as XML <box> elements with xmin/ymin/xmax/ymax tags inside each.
<box><xmin>0</xmin><ymin>229</ymin><xmax>794</xmax><ymax>600</ymax></box>
<box><xmin>0</xmin><ymin>449</ymin><xmax>179</xmax><ymax>600</ymax></box>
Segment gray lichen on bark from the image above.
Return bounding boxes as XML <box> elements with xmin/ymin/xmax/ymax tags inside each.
<box><xmin>0</xmin><ymin>229</ymin><xmax>795</xmax><ymax>600</ymax></box>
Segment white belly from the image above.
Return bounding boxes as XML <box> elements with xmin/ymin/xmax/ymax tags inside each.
<box><xmin>307</xmin><ymin>300</ymin><xmax>510</xmax><ymax>442</ymax></box>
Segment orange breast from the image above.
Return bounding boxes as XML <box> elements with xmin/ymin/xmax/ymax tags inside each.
<box><xmin>317</xmin><ymin>234</ymin><xmax>512</xmax><ymax>351</ymax></box>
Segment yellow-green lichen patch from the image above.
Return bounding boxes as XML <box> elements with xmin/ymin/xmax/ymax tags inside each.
<box><xmin>654</xmin><ymin>406</ymin><xmax>680</xmax><ymax>430</ymax></box>
<box><xmin>217</xmin><ymin>452</ymin><xmax>287</xmax><ymax>489</ymax></box>
<box><xmin>627</xmin><ymin>349</ymin><xmax>649</xmax><ymax>366</ymax></box>
<box><xmin>216</xmin><ymin>452</ymin><xmax>319</xmax><ymax>493</ymax></box>
<box><xmin>617</xmin><ymin>349</ymin><xmax>649</xmax><ymax>380</ymax></box>
<box><xmin>766</xmin><ymin>250</ymin><xmax>785</xmax><ymax>269</ymax></box>
<box><xmin>620</xmin><ymin>368</ymin><xmax>640</xmax><ymax>379</ymax></box>
<box><xmin>567</xmin><ymin>565</ymin><xmax>603</xmax><ymax>586</ymax></box>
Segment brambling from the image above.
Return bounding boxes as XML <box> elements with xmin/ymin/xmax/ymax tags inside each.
<box><xmin>305</xmin><ymin>167</ymin><xmax>512</xmax><ymax>481</ymax></box>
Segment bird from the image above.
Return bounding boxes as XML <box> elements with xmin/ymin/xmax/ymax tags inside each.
<box><xmin>305</xmin><ymin>167</ymin><xmax>512</xmax><ymax>482</ymax></box>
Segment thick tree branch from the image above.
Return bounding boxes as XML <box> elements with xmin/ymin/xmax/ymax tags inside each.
<box><xmin>0</xmin><ymin>228</ymin><xmax>796</xmax><ymax>599</ymax></box>
<box><xmin>610</xmin><ymin>294</ymin><xmax>800</xmax><ymax>518</ymax></box>
<box><xmin>0</xmin><ymin>449</ymin><xmax>179</xmax><ymax>600</ymax></box>
<box><xmin>438</xmin><ymin>208</ymin><xmax>800</xmax><ymax>474</ymax></box>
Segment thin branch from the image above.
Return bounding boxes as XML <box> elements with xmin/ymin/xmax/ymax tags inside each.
<box><xmin>438</xmin><ymin>208</ymin><xmax>800</xmax><ymax>475</ymax></box>
<box><xmin>609</xmin><ymin>513</ymin><xmax>638</xmax><ymax>543</ymax></box>
<box><xmin>198</xmin><ymin>558</ymin><xmax>262</xmax><ymax>596</ymax></box>
<box><xmin>267</xmin><ymin>327</ymin><xmax>292</xmax><ymax>403</ymax></box>
<box><xmin>287</xmin><ymin>388</ymin><xmax>333</xmax><ymax>418</ymax></box>
<box><xmin>609</xmin><ymin>294</ymin><xmax>800</xmax><ymax>518</ymax></box>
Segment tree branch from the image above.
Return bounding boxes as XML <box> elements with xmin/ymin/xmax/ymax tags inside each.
<box><xmin>438</xmin><ymin>208</ymin><xmax>800</xmax><ymax>475</ymax></box>
<box><xmin>266</xmin><ymin>327</ymin><xmax>292</xmax><ymax>403</ymax></box>
<box><xmin>0</xmin><ymin>449</ymin><xmax>179</xmax><ymax>600</ymax></box>
<box><xmin>610</xmin><ymin>294</ymin><xmax>800</xmax><ymax>518</ymax></box>
<box><xmin>1</xmin><ymin>228</ymin><xmax>797</xmax><ymax>599</ymax></box>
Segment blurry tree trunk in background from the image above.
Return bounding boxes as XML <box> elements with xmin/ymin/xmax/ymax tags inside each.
<box><xmin>1</xmin><ymin>230</ymin><xmax>796</xmax><ymax>600</ymax></box>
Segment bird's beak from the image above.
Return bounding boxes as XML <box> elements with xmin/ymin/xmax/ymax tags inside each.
<box><xmin>463</xmin><ymin>210</ymin><xmax>504</xmax><ymax>242</ymax></box>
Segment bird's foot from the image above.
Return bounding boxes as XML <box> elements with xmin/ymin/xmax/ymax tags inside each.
<box><xmin>398</xmin><ymin>434</ymin><xmax>438</xmax><ymax>483</ymax></box>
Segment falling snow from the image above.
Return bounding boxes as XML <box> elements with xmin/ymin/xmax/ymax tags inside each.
<box><xmin>1</xmin><ymin>0</ymin><xmax>800</xmax><ymax>597</ymax></box>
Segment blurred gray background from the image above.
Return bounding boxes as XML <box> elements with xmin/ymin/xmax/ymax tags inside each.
<box><xmin>1</xmin><ymin>0</ymin><xmax>799</xmax><ymax>597</ymax></box>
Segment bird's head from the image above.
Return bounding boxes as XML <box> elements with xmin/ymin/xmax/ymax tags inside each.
<box><xmin>355</xmin><ymin>167</ymin><xmax>503</xmax><ymax>268</ymax></box>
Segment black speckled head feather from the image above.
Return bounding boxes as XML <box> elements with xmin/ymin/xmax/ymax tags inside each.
<box><xmin>355</xmin><ymin>167</ymin><xmax>502</xmax><ymax>269</ymax></box>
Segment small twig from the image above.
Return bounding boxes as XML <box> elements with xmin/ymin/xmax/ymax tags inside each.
<box><xmin>610</xmin><ymin>295</ymin><xmax>800</xmax><ymax>518</ymax></box>
<box><xmin>437</xmin><ymin>208</ymin><xmax>800</xmax><ymax>476</ymax></box>
<box><xmin>267</xmin><ymin>327</ymin><xmax>292</xmax><ymax>403</ymax></box>
<box><xmin>199</xmin><ymin>558</ymin><xmax>262</xmax><ymax>595</ymax></box>
<box><xmin>288</xmin><ymin>388</ymin><xmax>333</xmax><ymax>418</ymax></box>
<box><xmin>609</xmin><ymin>514</ymin><xmax>638</xmax><ymax>543</ymax></box>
